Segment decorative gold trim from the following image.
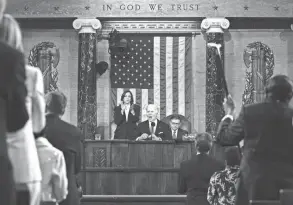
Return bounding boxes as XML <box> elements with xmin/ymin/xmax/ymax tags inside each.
<box><xmin>101</xmin><ymin>21</ymin><xmax>201</xmax><ymax>34</ymax></box>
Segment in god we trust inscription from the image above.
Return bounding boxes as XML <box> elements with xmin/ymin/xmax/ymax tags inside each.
<box><xmin>102</xmin><ymin>3</ymin><xmax>199</xmax><ymax>11</ymax></box>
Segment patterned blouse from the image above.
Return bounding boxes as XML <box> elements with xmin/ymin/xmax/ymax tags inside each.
<box><xmin>207</xmin><ymin>165</ymin><xmax>240</xmax><ymax>205</ymax></box>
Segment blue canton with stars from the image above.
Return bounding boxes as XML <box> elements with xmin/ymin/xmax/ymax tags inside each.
<box><xmin>110</xmin><ymin>36</ymin><xmax>154</xmax><ymax>89</ymax></box>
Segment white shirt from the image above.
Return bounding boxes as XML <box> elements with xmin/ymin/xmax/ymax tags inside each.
<box><xmin>36</xmin><ymin>137</ymin><xmax>68</xmax><ymax>202</ymax></box>
<box><xmin>6</xmin><ymin>65</ymin><xmax>45</xmax><ymax>183</ymax></box>
<box><xmin>149</xmin><ymin>119</ymin><xmax>158</xmax><ymax>134</ymax></box>
<box><xmin>221</xmin><ymin>114</ymin><xmax>234</xmax><ymax>121</ymax></box>
<box><xmin>171</xmin><ymin>129</ymin><xmax>178</xmax><ymax>139</ymax></box>
<box><xmin>124</xmin><ymin>104</ymin><xmax>130</xmax><ymax>121</ymax></box>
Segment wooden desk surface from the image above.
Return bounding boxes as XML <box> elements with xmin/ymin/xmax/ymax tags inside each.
<box><xmin>82</xmin><ymin>140</ymin><xmax>196</xmax><ymax>195</ymax></box>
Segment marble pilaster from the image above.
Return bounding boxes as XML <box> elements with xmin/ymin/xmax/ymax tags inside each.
<box><xmin>73</xmin><ymin>18</ymin><xmax>101</xmax><ymax>139</ymax></box>
<box><xmin>201</xmin><ymin>18</ymin><xmax>230</xmax><ymax>135</ymax></box>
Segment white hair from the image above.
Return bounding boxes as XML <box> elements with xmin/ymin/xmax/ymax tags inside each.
<box><xmin>0</xmin><ymin>14</ymin><xmax>24</xmax><ymax>52</ymax></box>
<box><xmin>145</xmin><ymin>104</ymin><xmax>159</xmax><ymax>113</ymax></box>
<box><xmin>0</xmin><ymin>0</ymin><xmax>6</xmax><ymax>19</ymax></box>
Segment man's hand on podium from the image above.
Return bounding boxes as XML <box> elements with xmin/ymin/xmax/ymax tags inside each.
<box><xmin>136</xmin><ymin>133</ymin><xmax>162</xmax><ymax>141</ymax></box>
<box><xmin>150</xmin><ymin>134</ymin><xmax>162</xmax><ymax>141</ymax></box>
<box><xmin>136</xmin><ymin>133</ymin><xmax>148</xmax><ymax>141</ymax></box>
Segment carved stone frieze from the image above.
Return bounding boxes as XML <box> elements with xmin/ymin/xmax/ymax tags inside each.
<box><xmin>100</xmin><ymin>21</ymin><xmax>201</xmax><ymax>33</ymax></box>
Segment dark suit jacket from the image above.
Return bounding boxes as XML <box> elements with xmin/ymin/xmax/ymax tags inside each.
<box><xmin>114</xmin><ymin>104</ymin><xmax>140</xmax><ymax>140</ymax></box>
<box><xmin>45</xmin><ymin>114</ymin><xmax>83</xmax><ymax>205</ymax></box>
<box><xmin>0</xmin><ymin>42</ymin><xmax>28</xmax><ymax>205</ymax></box>
<box><xmin>178</xmin><ymin>153</ymin><xmax>225</xmax><ymax>205</ymax></box>
<box><xmin>137</xmin><ymin>120</ymin><xmax>172</xmax><ymax>140</ymax></box>
<box><xmin>171</xmin><ymin>127</ymin><xmax>188</xmax><ymax>141</ymax></box>
<box><xmin>216</xmin><ymin>100</ymin><xmax>293</xmax><ymax>204</ymax></box>
<box><xmin>0</xmin><ymin>42</ymin><xmax>28</xmax><ymax>133</ymax></box>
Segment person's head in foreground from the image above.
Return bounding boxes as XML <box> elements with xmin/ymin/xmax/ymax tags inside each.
<box><xmin>265</xmin><ymin>74</ymin><xmax>293</xmax><ymax>104</ymax></box>
<box><xmin>225</xmin><ymin>146</ymin><xmax>241</xmax><ymax>167</ymax></box>
<box><xmin>45</xmin><ymin>91</ymin><xmax>67</xmax><ymax>116</ymax></box>
<box><xmin>0</xmin><ymin>13</ymin><xmax>23</xmax><ymax>52</ymax></box>
<box><xmin>195</xmin><ymin>132</ymin><xmax>213</xmax><ymax>154</ymax></box>
<box><xmin>0</xmin><ymin>0</ymin><xmax>6</xmax><ymax>20</ymax></box>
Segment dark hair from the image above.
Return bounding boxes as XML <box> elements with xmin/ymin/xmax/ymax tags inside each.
<box><xmin>225</xmin><ymin>146</ymin><xmax>241</xmax><ymax>166</ymax></box>
<box><xmin>120</xmin><ymin>90</ymin><xmax>134</xmax><ymax>105</ymax></box>
<box><xmin>265</xmin><ymin>75</ymin><xmax>293</xmax><ymax>102</ymax></box>
<box><xmin>170</xmin><ymin>114</ymin><xmax>181</xmax><ymax>122</ymax></box>
<box><xmin>196</xmin><ymin>132</ymin><xmax>213</xmax><ymax>153</ymax></box>
<box><xmin>45</xmin><ymin>91</ymin><xmax>67</xmax><ymax>115</ymax></box>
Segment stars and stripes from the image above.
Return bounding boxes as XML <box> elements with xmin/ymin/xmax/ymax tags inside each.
<box><xmin>110</xmin><ymin>35</ymin><xmax>192</xmax><ymax>122</ymax></box>
<box><xmin>111</xmin><ymin>37</ymin><xmax>153</xmax><ymax>89</ymax></box>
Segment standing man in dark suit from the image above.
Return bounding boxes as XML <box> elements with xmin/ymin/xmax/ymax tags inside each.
<box><xmin>136</xmin><ymin>104</ymin><xmax>172</xmax><ymax>141</ymax></box>
<box><xmin>44</xmin><ymin>91</ymin><xmax>83</xmax><ymax>205</ymax></box>
<box><xmin>168</xmin><ymin>114</ymin><xmax>188</xmax><ymax>141</ymax></box>
<box><xmin>215</xmin><ymin>75</ymin><xmax>293</xmax><ymax>204</ymax></box>
<box><xmin>178</xmin><ymin>132</ymin><xmax>225</xmax><ymax>205</ymax></box>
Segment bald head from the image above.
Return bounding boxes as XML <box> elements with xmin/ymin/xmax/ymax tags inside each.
<box><xmin>146</xmin><ymin>104</ymin><xmax>159</xmax><ymax>122</ymax></box>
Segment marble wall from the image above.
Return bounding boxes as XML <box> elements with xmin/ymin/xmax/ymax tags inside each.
<box><xmin>22</xmin><ymin>29</ymin><xmax>79</xmax><ymax>125</ymax></box>
<box><xmin>22</xmin><ymin>28</ymin><xmax>293</xmax><ymax>138</ymax></box>
<box><xmin>224</xmin><ymin>29</ymin><xmax>293</xmax><ymax>115</ymax></box>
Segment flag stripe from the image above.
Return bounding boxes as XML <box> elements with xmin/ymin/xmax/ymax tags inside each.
<box><xmin>185</xmin><ymin>36</ymin><xmax>192</xmax><ymax>121</ymax></box>
<box><xmin>178</xmin><ymin>37</ymin><xmax>186</xmax><ymax>116</ymax></box>
<box><xmin>117</xmin><ymin>88</ymin><xmax>124</xmax><ymax>105</ymax></box>
<box><xmin>160</xmin><ymin>37</ymin><xmax>166</xmax><ymax>120</ymax></box>
<box><xmin>166</xmin><ymin>37</ymin><xmax>173</xmax><ymax>116</ymax></box>
<box><xmin>153</xmin><ymin>37</ymin><xmax>161</xmax><ymax>118</ymax></box>
<box><xmin>141</xmin><ymin>89</ymin><xmax>148</xmax><ymax>121</ymax></box>
<box><xmin>148</xmin><ymin>89</ymin><xmax>154</xmax><ymax>104</ymax></box>
<box><xmin>172</xmin><ymin>37</ymin><xmax>179</xmax><ymax>114</ymax></box>
<box><xmin>135</xmin><ymin>88</ymin><xmax>141</xmax><ymax>122</ymax></box>
<box><xmin>129</xmin><ymin>88</ymin><xmax>136</xmax><ymax>104</ymax></box>
<box><xmin>111</xmin><ymin>88</ymin><xmax>117</xmax><ymax>121</ymax></box>
<box><xmin>136</xmin><ymin>88</ymin><xmax>141</xmax><ymax>108</ymax></box>
<box><xmin>110</xmin><ymin>35</ymin><xmax>193</xmax><ymax>124</ymax></box>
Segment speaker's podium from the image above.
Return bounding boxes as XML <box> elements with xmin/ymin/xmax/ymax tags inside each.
<box><xmin>82</xmin><ymin>139</ymin><xmax>195</xmax><ymax>195</ymax></box>
<box><xmin>81</xmin><ymin>140</ymin><xmax>195</xmax><ymax>205</ymax></box>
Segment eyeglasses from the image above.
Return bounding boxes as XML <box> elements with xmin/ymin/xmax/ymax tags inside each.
<box><xmin>170</xmin><ymin>121</ymin><xmax>180</xmax><ymax>125</ymax></box>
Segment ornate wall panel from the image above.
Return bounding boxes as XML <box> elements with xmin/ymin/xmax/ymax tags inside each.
<box><xmin>99</xmin><ymin>21</ymin><xmax>201</xmax><ymax>34</ymax></box>
<box><xmin>243</xmin><ymin>42</ymin><xmax>275</xmax><ymax>105</ymax></box>
<box><xmin>28</xmin><ymin>42</ymin><xmax>60</xmax><ymax>93</ymax></box>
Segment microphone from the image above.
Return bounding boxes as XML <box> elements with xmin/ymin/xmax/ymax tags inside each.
<box><xmin>151</xmin><ymin>122</ymin><xmax>156</xmax><ymax>140</ymax></box>
<box><xmin>151</xmin><ymin>122</ymin><xmax>155</xmax><ymax>133</ymax></box>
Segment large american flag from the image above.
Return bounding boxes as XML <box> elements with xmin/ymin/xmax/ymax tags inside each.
<box><xmin>110</xmin><ymin>35</ymin><xmax>192</xmax><ymax>122</ymax></box>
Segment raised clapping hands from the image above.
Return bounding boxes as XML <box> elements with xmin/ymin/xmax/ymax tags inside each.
<box><xmin>130</xmin><ymin>104</ymin><xmax>135</xmax><ymax>115</ymax></box>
